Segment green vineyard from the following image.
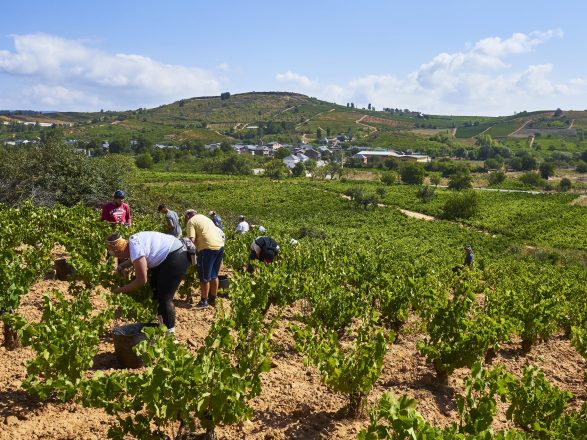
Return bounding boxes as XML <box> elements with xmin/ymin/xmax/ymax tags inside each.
<box><xmin>1</xmin><ymin>173</ymin><xmax>586</xmax><ymax>439</ymax></box>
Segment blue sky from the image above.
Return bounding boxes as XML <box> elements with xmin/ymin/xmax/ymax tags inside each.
<box><xmin>0</xmin><ymin>0</ymin><xmax>585</xmax><ymax>115</ymax></box>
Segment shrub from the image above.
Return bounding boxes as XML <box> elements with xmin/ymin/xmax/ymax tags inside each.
<box><xmin>380</xmin><ymin>171</ymin><xmax>396</xmax><ymax>185</ymax></box>
<box><xmin>442</xmin><ymin>191</ymin><xmax>479</xmax><ymax>220</ymax></box>
<box><xmin>576</xmin><ymin>161</ymin><xmax>587</xmax><ymax>173</ymax></box>
<box><xmin>291</xmin><ymin>161</ymin><xmax>306</xmax><ymax>177</ymax></box>
<box><xmin>416</xmin><ymin>185</ymin><xmax>436</xmax><ymax>203</ymax></box>
<box><xmin>559</xmin><ymin>178</ymin><xmax>572</xmax><ymax>192</ymax></box>
<box><xmin>448</xmin><ymin>172</ymin><xmax>472</xmax><ymax>190</ymax></box>
<box><xmin>519</xmin><ymin>172</ymin><xmax>544</xmax><ymax>187</ymax></box>
<box><xmin>400</xmin><ymin>163</ymin><xmax>425</xmax><ymax>185</ymax></box>
<box><xmin>135</xmin><ymin>153</ymin><xmax>154</xmax><ymax>169</ymax></box>
<box><xmin>0</xmin><ymin>129</ymin><xmax>132</xmax><ymax>207</ymax></box>
<box><xmin>488</xmin><ymin>171</ymin><xmax>506</xmax><ymax>185</ymax></box>
<box><xmin>264</xmin><ymin>159</ymin><xmax>289</xmax><ymax>179</ymax></box>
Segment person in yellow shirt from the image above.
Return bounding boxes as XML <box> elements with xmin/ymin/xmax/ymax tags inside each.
<box><xmin>184</xmin><ymin>210</ymin><xmax>225</xmax><ymax>309</ymax></box>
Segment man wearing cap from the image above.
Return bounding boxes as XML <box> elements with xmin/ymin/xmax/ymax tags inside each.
<box><xmin>247</xmin><ymin>236</ymin><xmax>279</xmax><ymax>273</ymax></box>
<box><xmin>208</xmin><ymin>210</ymin><xmax>223</xmax><ymax>230</ymax></box>
<box><xmin>101</xmin><ymin>190</ymin><xmax>132</xmax><ymax>226</ymax></box>
<box><xmin>158</xmin><ymin>204</ymin><xmax>182</xmax><ymax>238</ymax></box>
<box><xmin>185</xmin><ymin>210</ymin><xmax>225</xmax><ymax>309</ymax></box>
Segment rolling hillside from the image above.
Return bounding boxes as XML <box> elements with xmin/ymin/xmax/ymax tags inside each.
<box><xmin>2</xmin><ymin>92</ymin><xmax>583</xmax><ymax>148</ymax></box>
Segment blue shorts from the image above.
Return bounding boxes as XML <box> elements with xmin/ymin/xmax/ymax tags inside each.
<box><xmin>197</xmin><ymin>247</ymin><xmax>224</xmax><ymax>283</ymax></box>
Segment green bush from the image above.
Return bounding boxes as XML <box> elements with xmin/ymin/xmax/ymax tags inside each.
<box><xmin>448</xmin><ymin>172</ymin><xmax>473</xmax><ymax>190</ymax></box>
<box><xmin>0</xmin><ymin>129</ymin><xmax>132</xmax><ymax>207</ymax></box>
<box><xmin>442</xmin><ymin>191</ymin><xmax>479</xmax><ymax>220</ymax></box>
<box><xmin>558</xmin><ymin>178</ymin><xmax>572</xmax><ymax>192</ymax></box>
<box><xmin>519</xmin><ymin>172</ymin><xmax>544</xmax><ymax>187</ymax></box>
<box><xmin>135</xmin><ymin>153</ymin><xmax>154</xmax><ymax>169</ymax></box>
<box><xmin>488</xmin><ymin>171</ymin><xmax>506</xmax><ymax>185</ymax></box>
<box><xmin>380</xmin><ymin>171</ymin><xmax>396</xmax><ymax>185</ymax></box>
<box><xmin>416</xmin><ymin>185</ymin><xmax>436</xmax><ymax>203</ymax></box>
<box><xmin>400</xmin><ymin>163</ymin><xmax>425</xmax><ymax>185</ymax></box>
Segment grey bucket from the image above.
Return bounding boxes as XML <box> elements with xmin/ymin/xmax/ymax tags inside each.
<box><xmin>218</xmin><ymin>275</ymin><xmax>230</xmax><ymax>290</ymax></box>
<box><xmin>112</xmin><ymin>323</ymin><xmax>157</xmax><ymax>368</ymax></box>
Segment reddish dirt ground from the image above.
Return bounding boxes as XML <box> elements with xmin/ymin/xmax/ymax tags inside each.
<box><xmin>1</xmin><ymin>279</ymin><xmax>585</xmax><ymax>439</ymax></box>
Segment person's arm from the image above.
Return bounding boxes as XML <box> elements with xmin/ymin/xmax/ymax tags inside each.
<box><xmin>166</xmin><ymin>217</ymin><xmax>174</xmax><ymax>231</ymax></box>
<box><xmin>113</xmin><ymin>257</ymin><xmax>148</xmax><ymax>293</ymax></box>
<box><xmin>126</xmin><ymin>204</ymin><xmax>132</xmax><ymax>226</ymax></box>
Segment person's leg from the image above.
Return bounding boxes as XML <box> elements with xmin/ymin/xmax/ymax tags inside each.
<box><xmin>209</xmin><ymin>247</ymin><xmax>224</xmax><ymax>299</ymax></box>
<box><xmin>196</xmin><ymin>249</ymin><xmax>213</xmax><ymax>308</ymax></box>
<box><xmin>155</xmin><ymin>250</ymin><xmax>190</xmax><ymax>330</ymax></box>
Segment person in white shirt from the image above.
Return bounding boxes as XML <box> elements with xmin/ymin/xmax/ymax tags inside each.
<box><xmin>235</xmin><ymin>215</ymin><xmax>250</xmax><ymax>234</ymax></box>
<box><xmin>106</xmin><ymin>231</ymin><xmax>189</xmax><ymax>334</ymax></box>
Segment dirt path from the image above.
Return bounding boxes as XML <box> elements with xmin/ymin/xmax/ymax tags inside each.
<box><xmin>397</xmin><ymin>208</ymin><xmax>435</xmax><ymax>221</ymax></box>
<box><xmin>355</xmin><ymin>115</ymin><xmax>377</xmax><ymax>132</ymax></box>
<box><xmin>508</xmin><ymin>119</ymin><xmax>531</xmax><ymax>136</ymax></box>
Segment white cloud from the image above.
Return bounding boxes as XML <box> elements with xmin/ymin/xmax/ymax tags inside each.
<box><xmin>0</xmin><ymin>33</ymin><xmax>221</xmax><ymax>110</ymax></box>
<box><xmin>276</xmin><ymin>70</ymin><xmax>316</xmax><ymax>88</ymax></box>
<box><xmin>275</xmin><ymin>30</ymin><xmax>586</xmax><ymax>115</ymax></box>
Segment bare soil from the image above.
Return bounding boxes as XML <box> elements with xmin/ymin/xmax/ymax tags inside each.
<box><xmin>1</xmin><ymin>279</ymin><xmax>585</xmax><ymax>439</ymax></box>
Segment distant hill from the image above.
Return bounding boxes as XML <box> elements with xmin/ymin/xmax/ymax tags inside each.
<box><xmin>2</xmin><ymin>92</ymin><xmax>585</xmax><ymax>148</ymax></box>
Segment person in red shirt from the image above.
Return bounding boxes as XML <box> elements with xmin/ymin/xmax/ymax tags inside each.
<box><xmin>101</xmin><ymin>189</ymin><xmax>132</xmax><ymax>226</ymax></box>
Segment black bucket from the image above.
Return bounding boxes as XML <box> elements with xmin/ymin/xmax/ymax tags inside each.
<box><xmin>54</xmin><ymin>258</ymin><xmax>76</xmax><ymax>281</ymax></box>
<box><xmin>218</xmin><ymin>275</ymin><xmax>230</xmax><ymax>290</ymax></box>
<box><xmin>112</xmin><ymin>323</ymin><xmax>157</xmax><ymax>368</ymax></box>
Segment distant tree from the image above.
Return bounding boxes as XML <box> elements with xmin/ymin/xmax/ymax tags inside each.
<box><xmin>327</xmin><ymin>162</ymin><xmax>342</xmax><ymax>180</ymax></box>
<box><xmin>448</xmin><ymin>172</ymin><xmax>472</xmax><ymax>190</ymax></box>
<box><xmin>580</xmin><ymin>150</ymin><xmax>587</xmax><ymax>163</ymax></box>
<box><xmin>488</xmin><ymin>171</ymin><xmax>506</xmax><ymax>185</ymax></box>
<box><xmin>108</xmin><ymin>137</ymin><xmax>131</xmax><ymax>154</ymax></box>
<box><xmin>430</xmin><ymin>174</ymin><xmax>441</xmax><ymax>187</ymax></box>
<box><xmin>220</xmin><ymin>155</ymin><xmax>251</xmax><ymax>175</ymax></box>
<box><xmin>384</xmin><ymin>157</ymin><xmax>400</xmax><ymax>170</ymax></box>
<box><xmin>292</xmin><ymin>161</ymin><xmax>306</xmax><ymax>177</ymax></box>
<box><xmin>576</xmin><ymin>161</ymin><xmax>587</xmax><ymax>173</ymax></box>
<box><xmin>380</xmin><ymin>171</ymin><xmax>396</xmax><ymax>185</ymax></box>
<box><xmin>368</xmin><ymin>103</ymin><xmax>372</xmax><ymax>110</ymax></box>
<box><xmin>135</xmin><ymin>153</ymin><xmax>154</xmax><ymax>169</ymax></box>
<box><xmin>539</xmin><ymin>162</ymin><xmax>556</xmax><ymax>179</ymax></box>
<box><xmin>558</xmin><ymin>178</ymin><xmax>572</xmax><ymax>192</ymax></box>
<box><xmin>264</xmin><ymin>159</ymin><xmax>289</xmax><ymax>179</ymax></box>
<box><xmin>326</xmin><ymin>127</ymin><xmax>331</xmax><ymax>136</ymax></box>
<box><xmin>416</xmin><ymin>185</ymin><xmax>436</xmax><ymax>203</ymax></box>
<box><xmin>274</xmin><ymin>148</ymin><xmax>291</xmax><ymax>159</ymax></box>
<box><xmin>305</xmin><ymin>159</ymin><xmax>317</xmax><ymax>176</ymax></box>
<box><xmin>316</xmin><ymin>128</ymin><xmax>322</xmax><ymax>139</ymax></box>
<box><xmin>553</xmin><ymin>108</ymin><xmax>563</xmax><ymax>117</ymax></box>
<box><xmin>519</xmin><ymin>172</ymin><xmax>543</xmax><ymax>187</ymax></box>
<box><xmin>220</xmin><ymin>141</ymin><xmax>233</xmax><ymax>153</ymax></box>
<box><xmin>220</xmin><ymin>92</ymin><xmax>231</xmax><ymax>100</ymax></box>
<box><xmin>484</xmin><ymin>158</ymin><xmax>501</xmax><ymax>171</ymax></box>
<box><xmin>400</xmin><ymin>163</ymin><xmax>425</xmax><ymax>185</ymax></box>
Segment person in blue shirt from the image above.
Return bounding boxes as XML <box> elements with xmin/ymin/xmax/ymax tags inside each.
<box><xmin>464</xmin><ymin>245</ymin><xmax>474</xmax><ymax>267</ymax></box>
<box><xmin>208</xmin><ymin>210</ymin><xmax>223</xmax><ymax>230</ymax></box>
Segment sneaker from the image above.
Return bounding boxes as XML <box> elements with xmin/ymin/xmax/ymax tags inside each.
<box><xmin>195</xmin><ymin>299</ymin><xmax>209</xmax><ymax>309</ymax></box>
<box><xmin>208</xmin><ymin>295</ymin><xmax>217</xmax><ymax>307</ymax></box>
